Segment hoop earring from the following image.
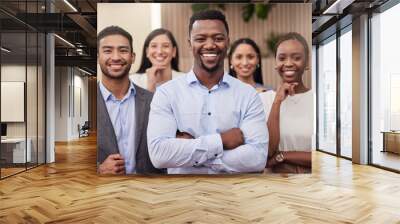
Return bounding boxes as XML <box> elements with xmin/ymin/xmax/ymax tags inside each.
<box><xmin>256</xmin><ymin>64</ymin><xmax>260</xmax><ymax>68</ymax></box>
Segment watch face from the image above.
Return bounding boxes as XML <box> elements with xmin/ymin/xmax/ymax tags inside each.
<box><xmin>275</xmin><ymin>152</ymin><xmax>284</xmax><ymax>162</ymax></box>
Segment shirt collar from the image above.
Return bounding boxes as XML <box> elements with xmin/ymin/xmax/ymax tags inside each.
<box><xmin>99</xmin><ymin>80</ymin><xmax>136</xmax><ymax>102</ymax></box>
<box><xmin>186</xmin><ymin>69</ymin><xmax>232</xmax><ymax>88</ymax></box>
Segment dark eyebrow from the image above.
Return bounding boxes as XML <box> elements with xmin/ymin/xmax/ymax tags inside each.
<box><xmin>118</xmin><ymin>46</ymin><xmax>130</xmax><ymax>49</ymax></box>
<box><xmin>101</xmin><ymin>45</ymin><xmax>130</xmax><ymax>50</ymax></box>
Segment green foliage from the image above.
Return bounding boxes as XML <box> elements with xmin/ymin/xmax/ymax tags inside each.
<box><xmin>242</xmin><ymin>4</ymin><xmax>255</xmax><ymax>23</ymax></box>
<box><xmin>191</xmin><ymin>4</ymin><xmax>210</xmax><ymax>14</ymax></box>
<box><xmin>255</xmin><ymin>4</ymin><xmax>272</xmax><ymax>20</ymax></box>
<box><xmin>265</xmin><ymin>32</ymin><xmax>282</xmax><ymax>57</ymax></box>
<box><xmin>191</xmin><ymin>4</ymin><xmax>273</xmax><ymax>23</ymax></box>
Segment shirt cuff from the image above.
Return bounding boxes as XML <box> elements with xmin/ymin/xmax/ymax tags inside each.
<box><xmin>201</xmin><ymin>133</ymin><xmax>223</xmax><ymax>160</ymax></box>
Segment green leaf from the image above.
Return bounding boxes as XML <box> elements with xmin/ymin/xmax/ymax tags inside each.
<box><xmin>191</xmin><ymin>4</ymin><xmax>209</xmax><ymax>14</ymax></box>
<box><xmin>265</xmin><ymin>32</ymin><xmax>282</xmax><ymax>57</ymax></box>
<box><xmin>255</xmin><ymin>4</ymin><xmax>272</xmax><ymax>20</ymax></box>
<box><xmin>242</xmin><ymin>4</ymin><xmax>255</xmax><ymax>23</ymax></box>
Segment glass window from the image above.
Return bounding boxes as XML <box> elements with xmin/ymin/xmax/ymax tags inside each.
<box><xmin>317</xmin><ymin>35</ymin><xmax>337</xmax><ymax>154</ymax></box>
<box><xmin>0</xmin><ymin>1</ymin><xmax>46</xmax><ymax>179</ymax></box>
<box><xmin>371</xmin><ymin>3</ymin><xmax>400</xmax><ymax>171</ymax></box>
<box><xmin>339</xmin><ymin>27</ymin><xmax>352</xmax><ymax>158</ymax></box>
<box><xmin>1</xmin><ymin>31</ymin><xmax>28</xmax><ymax>178</ymax></box>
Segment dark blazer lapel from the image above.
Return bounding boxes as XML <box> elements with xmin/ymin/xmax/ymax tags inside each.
<box><xmin>134</xmin><ymin>87</ymin><xmax>146</xmax><ymax>155</ymax></box>
<box><xmin>97</xmin><ymin>84</ymin><xmax>119</xmax><ymax>158</ymax></box>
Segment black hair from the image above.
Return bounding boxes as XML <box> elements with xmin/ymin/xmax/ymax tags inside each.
<box><xmin>97</xmin><ymin>26</ymin><xmax>133</xmax><ymax>52</ymax></box>
<box><xmin>189</xmin><ymin>9</ymin><xmax>229</xmax><ymax>35</ymax></box>
<box><xmin>274</xmin><ymin>32</ymin><xmax>309</xmax><ymax>63</ymax></box>
<box><xmin>136</xmin><ymin>28</ymin><xmax>180</xmax><ymax>73</ymax></box>
<box><xmin>228</xmin><ymin>38</ymin><xmax>263</xmax><ymax>85</ymax></box>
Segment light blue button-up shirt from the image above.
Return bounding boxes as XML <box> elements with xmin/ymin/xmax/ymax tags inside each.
<box><xmin>147</xmin><ymin>70</ymin><xmax>268</xmax><ymax>174</ymax></box>
<box><xmin>99</xmin><ymin>81</ymin><xmax>136</xmax><ymax>174</ymax></box>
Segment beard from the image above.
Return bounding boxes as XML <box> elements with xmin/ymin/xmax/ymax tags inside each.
<box><xmin>197</xmin><ymin>50</ymin><xmax>224</xmax><ymax>74</ymax></box>
<box><xmin>200</xmin><ymin>60</ymin><xmax>221</xmax><ymax>73</ymax></box>
<box><xmin>100</xmin><ymin>60</ymin><xmax>131</xmax><ymax>80</ymax></box>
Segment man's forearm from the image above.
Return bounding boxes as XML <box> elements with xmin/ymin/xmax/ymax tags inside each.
<box><xmin>207</xmin><ymin>143</ymin><xmax>268</xmax><ymax>173</ymax></box>
<box><xmin>148</xmin><ymin>134</ymin><xmax>223</xmax><ymax>169</ymax></box>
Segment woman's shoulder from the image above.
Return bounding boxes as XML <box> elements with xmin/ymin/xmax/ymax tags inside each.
<box><xmin>172</xmin><ymin>70</ymin><xmax>186</xmax><ymax>78</ymax></box>
<box><xmin>258</xmin><ymin>90</ymin><xmax>276</xmax><ymax>106</ymax></box>
<box><xmin>259</xmin><ymin>89</ymin><xmax>276</xmax><ymax>98</ymax></box>
<box><xmin>255</xmin><ymin>83</ymin><xmax>273</xmax><ymax>91</ymax></box>
<box><xmin>129</xmin><ymin>73</ymin><xmax>148</xmax><ymax>89</ymax></box>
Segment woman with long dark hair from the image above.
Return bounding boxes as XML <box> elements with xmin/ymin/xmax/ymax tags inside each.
<box><xmin>130</xmin><ymin>28</ymin><xmax>183</xmax><ymax>92</ymax></box>
<box><xmin>228</xmin><ymin>38</ymin><xmax>271</xmax><ymax>93</ymax></box>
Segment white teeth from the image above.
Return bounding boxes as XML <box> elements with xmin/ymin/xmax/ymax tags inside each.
<box><xmin>284</xmin><ymin>71</ymin><xmax>295</xmax><ymax>75</ymax></box>
<box><xmin>110</xmin><ymin>64</ymin><xmax>122</xmax><ymax>69</ymax></box>
<box><xmin>202</xmin><ymin>54</ymin><xmax>217</xmax><ymax>57</ymax></box>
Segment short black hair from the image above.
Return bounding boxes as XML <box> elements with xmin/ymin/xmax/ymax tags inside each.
<box><xmin>228</xmin><ymin>38</ymin><xmax>263</xmax><ymax>85</ymax></box>
<box><xmin>97</xmin><ymin>26</ymin><xmax>133</xmax><ymax>52</ymax></box>
<box><xmin>189</xmin><ymin>9</ymin><xmax>229</xmax><ymax>36</ymax></box>
<box><xmin>136</xmin><ymin>28</ymin><xmax>180</xmax><ymax>73</ymax></box>
<box><xmin>274</xmin><ymin>32</ymin><xmax>309</xmax><ymax>63</ymax></box>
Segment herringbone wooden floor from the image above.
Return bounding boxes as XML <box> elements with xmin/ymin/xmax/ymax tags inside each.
<box><xmin>1</xmin><ymin>135</ymin><xmax>400</xmax><ymax>223</ymax></box>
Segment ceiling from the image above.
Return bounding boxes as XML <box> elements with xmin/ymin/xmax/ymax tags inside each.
<box><xmin>0</xmin><ymin>0</ymin><xmax>392</xmax><ymax>74</ymax></box>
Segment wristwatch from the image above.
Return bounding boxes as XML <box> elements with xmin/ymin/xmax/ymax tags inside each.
<box><xmin>274</xmin><ymin>151</ymin><xmax>284</xmax><ymax>163</ymax></box>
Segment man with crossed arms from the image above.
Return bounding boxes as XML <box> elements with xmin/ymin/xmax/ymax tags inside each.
<box><xmin>147</xmin><ymin>10</ymin><xmax>268</xmax><ymax>174</ymax></box>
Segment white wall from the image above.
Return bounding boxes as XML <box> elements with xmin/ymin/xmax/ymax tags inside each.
<box><xmin>1</xmin><ymin>65</ymin><xmax>28</xmax><ymax>138</ymax></box>
<box><xmin>97</xmin><ymin>3</ymin><xmax>154</xmax><ymax>79</ymax></box>
<box><xmin>54</xmin><ymin>67</ymin><xmax>89</xmax><ymax>141</ymax></box>
<box><xmin>1</xmin><ymin>63</ymin><xmax>46</xmax><ymax>164</ymax></box>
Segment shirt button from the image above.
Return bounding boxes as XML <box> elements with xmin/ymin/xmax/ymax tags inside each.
<box><xmin>214</xmin><ymin>154</ymin><xmax>218</xmax><ymax>157</ymax></box>
<box><xmin>208</xmin><ymin>112</ymin><xmax>211</xmax><ymax>116</ymax></box>
<box><xmin>208</xmin><ymin>90</ymin><xmax>211</xmax><ymax>94</ymax></box>
<box><xmin>195</xmin><ymin>161</ymin><xmax>198</xmax><ymax>164</ymax></box>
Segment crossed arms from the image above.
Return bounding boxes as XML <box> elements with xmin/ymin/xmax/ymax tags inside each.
<box><xmin>147</xmin><ymin>88</ymin><xmax>269</xmax><ymax>173</ymax></box>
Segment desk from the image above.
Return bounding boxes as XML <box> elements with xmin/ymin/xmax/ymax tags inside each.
<box><xmin>381</xmin><ymin>131</ymin><xmax>400</xmax><ymax>154</ymax></box>
<box><xmin>1</xmin><ymin>138</ymin><xmax>31</xmax><ymax>163</ymax></box>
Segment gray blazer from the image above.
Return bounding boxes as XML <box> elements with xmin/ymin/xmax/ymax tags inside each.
<box><xmin>97</xmin><ymin>83</ymin><xmax>164</xmax><ymax>174</ymax></box>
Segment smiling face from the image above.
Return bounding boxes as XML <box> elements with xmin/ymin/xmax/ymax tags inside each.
<box><xmin>189</xmin><ymin>19</ymin><xmax>229</xmax><ymax>74</ymax></box>
<box><xmin>230</xmin><ymin>43</ymin><xmax>259</xmax><ymax>80</ymax></box>
<box><xmin>98</xmin><ymin>34</ymin><xmax>134</xmax><ymax>80</ymax></box>
<box><xmin>146</xmin><ymin>34</ymin><xmax>176</xmax><ymax>67</ymax></box>
<box><xmin>275</xmin><ymin>39</ymin><xmax>307</xmax><ymax>83</ymax></box>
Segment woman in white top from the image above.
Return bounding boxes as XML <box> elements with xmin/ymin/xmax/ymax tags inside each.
<box><xmin>130</xmin><ymin>28</ymin><xmax>184</xmax><ymax>92</ymax></box>
<box><xmin>228</xmin><ymin>38</ymin><xmax>273</xmax><ymax>93</ymax></box>
<box><xmin>259</xmin><ymin>32</ymin><xmax>312</xmax><ymax>173</ymax></box>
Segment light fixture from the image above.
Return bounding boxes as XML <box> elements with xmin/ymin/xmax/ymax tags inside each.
<box><xmin>322</xmin><ymin>0</ymin><xmax>355</xmax><ymax>15</ymax></box>
<box><xmin>1</xmin><ymin>47</ymin><xmax>11</xmax><ymax>53</ymax></box>
<box><xmin>54</xmin><ymin>34</ymin><xmax>75</xmax><ymax>48</ymax></box>
<box><xmin>77</xmin><ymin>67</ymin><xmax>93</xmax><ymax>76</ymax></box>
<box><xmin>63</xmin><ymin>0</ymin><xmax>78</xmax><ymax>12</ymax></box>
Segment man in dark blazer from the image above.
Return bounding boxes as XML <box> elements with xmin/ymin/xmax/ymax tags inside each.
<box><xmin>97</xmin><ymin>26</ymin><xmax>163</xmax><ymax>174</ymax></box>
